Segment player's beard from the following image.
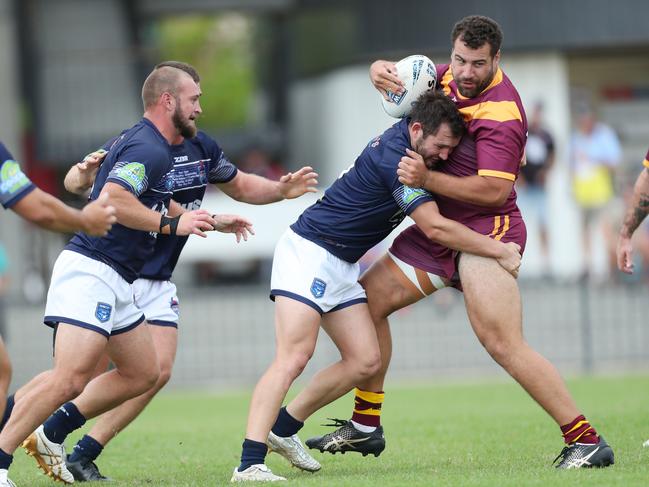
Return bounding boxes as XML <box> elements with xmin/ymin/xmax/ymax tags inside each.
<box><xmin>414</xmin><ymin>139</ymin><xmax>437</xmax><ymax>170</ymax></box>
<box><xmin>172</xmin><ymin>104</ymin><xmax>197</xmax><ymax>139</ymax></box>
<box><xmin>456</xmin><ymin>65</ymin><xmax>495</xmax><ymax>98</ymax></box>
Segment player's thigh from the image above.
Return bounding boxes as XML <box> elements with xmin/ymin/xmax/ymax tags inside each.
<box><xmin>458</xmin><ymin>253</ymin><xmax>522</xmax><ymax>338</ymax></box>
<box><xmin>274</xmin><ymin>296</ymin><xmax>321</xmax><ymax>360</ymax></box>
<box><xmin>106</xmin><ymin>323</ymin><xmax>158</xmax><ymax>379</ymax></box>
<box><xmin>53</xmin><ymin>323</ymin><xmax>110</xmax><ymax>380</ymax></box>
<box><xmin>360</xmin><ymin>252</ymin><xmax>441</xmax><ymax>321</ymax></box>
<box><xmin>321</xmin><ymin>302</ymin><xmax>378</xmax><ymax>360</ymax></box>
<box><xmin>146</xmin><ymin>323</ymin><xmax>178</xmax><ymax>371</ymax></box>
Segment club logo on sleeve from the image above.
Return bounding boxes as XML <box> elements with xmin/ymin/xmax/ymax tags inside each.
<box><xmin>0</xmin><ymin>160</ymin><xmax>30</xmax><ymax>194</ymax></box>
<box><xmin>114</xmin><ymin>162</ymin><xmax>147</xmax><ymax>194</ymax></box>
<box><xmin>402</xmin><ymin>186</ymin><xmax>427</xmax><ymax>204</ymax></box>
<box><xmin>95</xmin><ymin>302</ymin><xmax>112</xmax><ymax>323</ymax></box>
<box><xmin>310</xmin><ymin>278</ymin><xmax>327</xmax><ymax>299</ymax></box>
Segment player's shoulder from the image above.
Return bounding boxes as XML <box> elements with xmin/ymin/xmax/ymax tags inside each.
<box><xmin>191</xmin><ymin>130</ymin><xmax>222</xmax><ymax>153</ymax></box>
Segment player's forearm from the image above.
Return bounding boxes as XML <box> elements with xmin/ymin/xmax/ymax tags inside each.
<box><xmin>620</xmin><ymin>169</ymin><xmax>649</xmax><ymax>238</ymax></box>
<box><xmin>101</xmin><ymin>183</ymin><xmax>163</xmax><ymax>233</ymax></box>
<box><xmin>220</xmin><ymin>172</ymin><xmax>283</xmax><ymax>204</ymax></box>
<box><xmin>15</xmin><ymin>188</ymin><xmax>86</xmax><ymax>233</ymax></box>
<box><xmin>425</xmin><ymin>172</ymin><xmax>509</xmax><ymax>207</ymax></box>
<box><xmin>424</xmin><ymin>216</ymin><xmax>504</xmax><ymax>258</ymax></box>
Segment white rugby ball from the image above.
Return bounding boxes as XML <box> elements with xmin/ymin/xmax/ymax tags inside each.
<box><xmin>381</xmin><ymin>55</ymin><xmax>437</xmax><ymax>118</ymax></box>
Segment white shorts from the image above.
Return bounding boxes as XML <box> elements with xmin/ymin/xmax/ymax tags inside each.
<box><xmin>44</xmin><ymin>250</ymin><xmax>145</xmax><ymax>338</ymax></box>
<box><xmin>270</xmin><ymin>229</ymin><xmax>367</xmax><ymax>314</ymax></box>
<box><xmin>133</xmin><ymin>279</ymin><xmax>180</xmax><ymax>327</ymax></box>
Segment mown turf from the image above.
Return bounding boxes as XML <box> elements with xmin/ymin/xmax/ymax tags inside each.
<box><xmin>10</xmin><ymin>375</ymin><xmax>649</xmax><ymax>486</ymax></box>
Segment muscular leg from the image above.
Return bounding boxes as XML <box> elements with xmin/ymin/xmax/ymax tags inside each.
<box><xmin>72</xmin><ymin>323</ymin><xmax>160</xmax><ymax>420</ymax></box>
<box><xmin>459</xmin><ymin>253</ymin><xmax>579</xmax><ymax>425</ymax></box>
<box><xmin>0</xmin><ymin>325</ymin><xmax>107</xmax><ymax>453</ymax></box>
<box><xmin>355</xmin><ymin>254</ymin><xmax>436</xmax><ymax>392</ymax></box>
<box><xmin>284</xmin><ymin>303</ymin><xmax>381</xmax><ymax>422</ymax></box>
<box><xmin>85</xmin><ymin>324</ymin><xmax>176</xmax><ymax>445</ymax></box>
<box><xmin>244</xmin><ymin>296</ymin><xmax>321</xmax><ymax>443</ymax></box>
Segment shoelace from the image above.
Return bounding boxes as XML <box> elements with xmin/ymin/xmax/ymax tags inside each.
<box><xmin>321</xmin><ymin>418</ymin><xmax>348</xmax><ymax>428</ymax></box>
<box><xmin>552</xmin><ymin>445</ymin><xmax>570</xmax><ymax>466</ymax></box>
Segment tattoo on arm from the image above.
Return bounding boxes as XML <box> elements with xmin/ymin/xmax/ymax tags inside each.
<box><xmin>622</xmin><ymin>191</ymin><xmax>649</xmax><ymax>238</ymax></box>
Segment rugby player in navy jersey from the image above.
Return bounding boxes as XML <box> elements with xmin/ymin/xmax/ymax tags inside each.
<box><xmin>231</xmin><ymin>91</ymin><xmax>523</xmax><ymax>482</ymax></box>
<box><xmin>301</xmin><ymin>15</ymin><xmax>613</xmax><ymax>471</ymax></box>
<box><xmin>0</xmin><ymin>142</ymin><xmax>116</xmax><ymax>480</ymax></box>
<box><xmin>46</xmin><ymin>62</ymin><xmax>317</xmax><ymax>482</ymax></box>
<box><xmin>0</xmin><ymin>63</ymin><xmax>218</xmax><ymax>487</ymax></box>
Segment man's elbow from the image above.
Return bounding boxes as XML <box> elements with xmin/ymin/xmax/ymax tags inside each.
<box><xmin>420</xmin><ymin>219</ymin><xmax>448</xmax><ymax>243</ymax></box>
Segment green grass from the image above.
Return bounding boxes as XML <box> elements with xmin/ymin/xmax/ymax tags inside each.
<box><xmin>11</xmin><ymin>375</ymin><xmax>649</xmax><ymax>486</ymax></box>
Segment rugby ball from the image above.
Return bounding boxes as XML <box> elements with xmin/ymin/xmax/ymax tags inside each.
<box><xmin>381</xmin><ymin>55</ymin><xmax>436</xmax><ymax>118</ymax></box>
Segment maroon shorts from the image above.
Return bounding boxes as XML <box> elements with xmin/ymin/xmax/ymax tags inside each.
<box><xmin>389</xmin><ymin>215</ymin><xmax>527</xmax><ymax>287</ymax></box>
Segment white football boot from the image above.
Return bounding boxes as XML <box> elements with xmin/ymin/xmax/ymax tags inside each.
<box><xmin>267</xmin><ymin>432</ymin><xmax>321</xmax><ymax>472</ymax></box>
<box><xmin>0</xmin><ymin>469</ymin><xmax>16</xmax><ymax>487</ymax></box>
<box><xmin>230</xmin><ymin>464</ymin><xmax>286</xmax><ymax>482</ymax></box>
<box><xmin>22</xmin><ymin>425</ymin><xmax>74</xmax><ymax>484</ymax></box>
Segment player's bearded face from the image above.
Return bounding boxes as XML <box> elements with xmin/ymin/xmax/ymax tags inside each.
<box><xmin>172</xmin><ymin>97</ymin><xmax>197</xmax><ymax>138</ymax></box>
<box><xmin>414</xmin><ymin>123</ymin><xmax>459</xmax><ymax>168</ymax></box>
<box><xmin>451</xmin><ymin>39</ymin><xmax>499</xmax><ymax>98</ymax></box>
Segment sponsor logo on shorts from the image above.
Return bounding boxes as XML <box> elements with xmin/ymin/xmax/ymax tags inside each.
<box><xmin>0</xmin><ymin>160</ymin><xmax>30</xmax><ymax>195</ymax></box>
<box><xmin>402</xmin><ymin>186</ymin><xmax>427</xmax><ymax>204</ymax></box>
<box><xmin>95</xmin><ymin>302</ymin><xmax>112</xmax><ymax>323</ymax></box>
<box><xmin>310</xmin><ymin>278</ymin><xmax>327</xmax><ymax>299</ymax></box>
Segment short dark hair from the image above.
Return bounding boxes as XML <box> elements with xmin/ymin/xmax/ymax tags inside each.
<box><xmin>409</xmin><ymin>91</ymin><xmax>465</xmax><ymax>139</ymax></box>
<box><xmin>451</xmin><ymin>15</ymin><xmax>503</xmax><ymax>57</ymax></box>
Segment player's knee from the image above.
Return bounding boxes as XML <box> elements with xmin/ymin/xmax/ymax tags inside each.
<box><xmin>480</xmin><ymin>334</ymin><xmax>517</xmax><ymax>367</ymax></box>
<box><xmin>276</xmin><ymin>350</ymin><xmax>312</xmax><ymax>380</ymax></box>
<box><xmin>155</xmin><ymin>362</ymin><xmax>173</xmax><ymax>390</ymax></box>
<box><xmin>352</xmin><ymin>351</ymin><xmax>382</xmax><ymax>380</ymax></box>
<box><xmin>55</xmin><ymin>374</ymin><xmax>89</xmax><ymax>401</ymax></box>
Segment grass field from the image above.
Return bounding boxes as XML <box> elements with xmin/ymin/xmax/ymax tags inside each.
<box><xmin>9</xmin><ymin>375</ymin><xmax>649</xmax><ymax>486</ymax></box>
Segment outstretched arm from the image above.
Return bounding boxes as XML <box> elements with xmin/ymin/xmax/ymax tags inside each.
<box><xmin>12</xmin><ymin>189</ymin><xmax>116</xmax><ymax>236</ymax></box>
<box><xmin>100</xmin><ymin>182</ymin><xmax>214</xmax><ymax>238</ymax></box>
<box><xmin>617</xmin><ymin>168</ymin><xmax>649</xmax><ymax>274</ymax></box>
<box><xmin>410</xmin><ymin>201</ymin><xmax>521</xmax><ymax>277</ymax></box>
<box><xmin>218</xmin><ymin>167</ymin><xmax>318</xmax><ymax>204</ymax></box>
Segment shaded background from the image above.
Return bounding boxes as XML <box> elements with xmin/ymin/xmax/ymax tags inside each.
<box><xmin>1</xmin><ymin>0</ymin><xmax>648</xmax><ymax>388</ymax></box>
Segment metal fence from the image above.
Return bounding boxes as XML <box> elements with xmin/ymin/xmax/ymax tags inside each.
<box><xmin>5</xmin><ymin>279</ymin><xmax>649</xmax><ymax>391</ymax></box>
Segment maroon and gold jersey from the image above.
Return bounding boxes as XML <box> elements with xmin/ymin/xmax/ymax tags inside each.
<box><xmin>434</xmin><ymin>63</ymin><xmax>527</xmax><ymax>223</ymax></box>
<box><xmin>643</xmin><ymin>148</ymin><xmax>649</xmax><ymax>168</ymax></box>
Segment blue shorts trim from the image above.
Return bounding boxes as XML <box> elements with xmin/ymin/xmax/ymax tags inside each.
<box><xmin>147</xmin><ymin>319</ymin><xmax>178</xmax><ymax>328</ymax></box>
<box><xmin>328</xmin><ymin>297</ymin><xmax>368</xmax><ymax>314</ymax></box>
<box><xmin>110</xmin><ymin>314</ymin><xmax>146</xmax><ymax>336</ymax></box>
<box><xmin>270</xmin><ymin>289</ymin><xmax>323</xmax><ymax>316</ymax></box>
<box><xmin>44</xmin><ymin>316</ymin><xmax>109</xmax><ymax>339</ymax></box>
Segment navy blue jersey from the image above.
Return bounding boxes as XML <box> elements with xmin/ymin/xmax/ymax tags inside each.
<box><xmin>291</xmin><ymin>118</ymin><xmax>434</xmax><ymax>262</ymax></box>
<box><xmin>140</xmin><ymin>131</ymin><xmax>237</xmax><ymax>280</ymax></box>
<box><xmin>0</xmin><ymin>142</ymin><xmax>36</xmax><ymax>209</ymax></box>
<box><xmin>66</xmin><ymin>118</ymin><xmax>174</xmax><ymax>283</ymax></box>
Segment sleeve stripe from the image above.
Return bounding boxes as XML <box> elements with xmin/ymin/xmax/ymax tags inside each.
<box><xmin>478</xmin><ymin>169</ymin><xmax>516</xmax><ymax>181</ymax></box>
<box><xmin>459</xmin><ymin>100</ymin><xmax>522</xmax><ymax>123</ymax></box>
<box><xmin>643</xmin><ymin>159</ymin><xmax>649</xmax><ymax>168</ymax></box>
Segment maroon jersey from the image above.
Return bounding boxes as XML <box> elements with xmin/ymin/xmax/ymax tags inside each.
<box><xmin>643</xmin><ymin>148</ymin><xmax>649</xmax><ymax>169</ymax></box>
<box><xmin>434</xmin><ymin>63</ymin><xmax>527</xmax><ymax>223</ymax></box>
<box><xmin>390</xmin><ymin>64</ymin><xmax>528</xmax><ymax>285</ymax></box>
